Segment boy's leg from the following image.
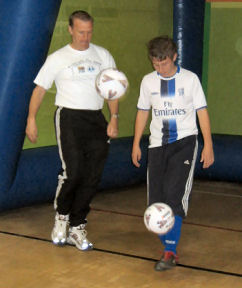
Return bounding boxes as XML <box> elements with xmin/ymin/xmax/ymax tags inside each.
<box><xmin>164</xmin><ymin>135</ymin><xmax>198</xmax><ymax>218</ymax></box>
<box><xmin>147</xmin><ymin>146</ymin><xmax>167</xmax><ymax>206</ymax></box>
<box><xmin>149</xmin><ymin>136</ymin><xmax>198</xmax><ymax>271</ymax></box>
<box><xmin>158</xmin><ymin>215</ymin><xmax>183</xmax><ymax>254</ymax></box>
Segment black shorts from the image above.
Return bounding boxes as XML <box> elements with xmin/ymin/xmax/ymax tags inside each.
<box><xmin>147</xmin><ymin>135</ymin><xmax>198</xmax><ymax>218</ymax></box>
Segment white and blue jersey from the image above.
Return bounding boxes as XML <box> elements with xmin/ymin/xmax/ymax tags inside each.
<box><xmin>137</xmin><ymin>66</ymin><xmax>207</xmax><ymax>148</ymax></box>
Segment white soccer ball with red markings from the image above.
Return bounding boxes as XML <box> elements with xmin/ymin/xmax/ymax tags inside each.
<box><xmin>144</xmin><ymin>203</ymin><xmax>175</xmax><ymax>235</ymax></box>
<box><xmin>95</xmin><ymin>68</ymin><xmax>129</xmax><ymax>100</ymax></box>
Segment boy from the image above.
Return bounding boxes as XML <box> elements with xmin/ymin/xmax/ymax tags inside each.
<box><xmin>132</xmin><ymin>36</ymin><xmax>214</xmax><ymax>271</ymax></box>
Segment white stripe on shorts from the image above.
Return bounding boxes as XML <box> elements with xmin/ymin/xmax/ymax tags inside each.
<box><xmin>146</xmin><ymin>168</ymin><xmax>150</xmax><ymax>206</ymax></box>
<box><xmin>182</xmin><ymin>139</ymin><xmax>198</xmax><ymax>216</ymax></box>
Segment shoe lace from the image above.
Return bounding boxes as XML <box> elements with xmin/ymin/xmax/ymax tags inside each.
<box><xmin>56</xmin><ymin>214</ymin><xmax>69</xmax><ymax>221</ymax></box>
<box><xmin>70</xmin><ymin>225</ymin><xmax>88</xmax><ymax>241</ymax></box>
<box><xmin>55</xmin><ymin>214</ymin><xmax>68</xmax><ymax>232</ymax></box>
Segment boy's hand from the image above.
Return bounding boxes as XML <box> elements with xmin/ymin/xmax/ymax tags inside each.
<box><xmin>132</xmin><ymin>145</ymin><xmax>142</xmax><ymax>167</ymax></box>
<box><xmin>200</xmin><ymin>145</ymin><xmax>214</xmax><ymax>168</ymax></box>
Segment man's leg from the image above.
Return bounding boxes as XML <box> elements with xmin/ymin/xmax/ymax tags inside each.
<box><xmin>68</xmin><ymin>137</ymin><xmax>109</xmax><ymax>250</ymax></box>
<box><xmin>52</xmin><ymin>107</ymin><xmax>85</xmax><ymax>245</ymax></box>
<box><xmin>54</xmin><ymin>107</ymin><xmax>84</xmax><ymax>215</ymax></box>
<box><xmin>69</xmin><ymin>138</ymin><xmax>109</xmax><ymax>226</ymax></box>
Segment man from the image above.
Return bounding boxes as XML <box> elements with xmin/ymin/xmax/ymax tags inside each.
<box><xmin>26</xmin><ymin>10</ymin><xmax>119</xmax><ymax>251</ymax></box>
<box><xmin>132</xmin><ymin>36</ymin><xmax>214</xmax><ymax>271</ymax></box>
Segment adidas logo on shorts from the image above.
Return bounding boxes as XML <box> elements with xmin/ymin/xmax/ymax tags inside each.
<box><xmin>184</xmin><ymin>160</ymin><xmax>190</xmax><ymax>165</ymax></box>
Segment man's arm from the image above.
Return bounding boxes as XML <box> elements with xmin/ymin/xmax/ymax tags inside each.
<box><xmin>25</xmin><ymin>85</ymin><xmax>46</xmax><ymax>143</ymax></box>
<box><xmin>107</xmin><ymin>98</ymin><xmax>119</xmax><ymax>138</ymax></box>
<box><xmin>197</xmin><ymin>108</ymin><xmax>214</xmax><ymax>168</ymax></box>
<box><xmin>132</xmin><ymin>110</ymin><xmax>150</xmax><ymax>167</ymax></box>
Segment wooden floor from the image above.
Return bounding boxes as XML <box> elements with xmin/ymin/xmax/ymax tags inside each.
<box><xmin>0</xmin><ymin>180</ymin><xmax>241</xmax><ymax>288</ymax></box>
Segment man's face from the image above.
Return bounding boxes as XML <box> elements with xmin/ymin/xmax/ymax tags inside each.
<box><xmin>69</xmin><ymin>18</ymin><xmax>93</xmax><ymax>50</ymax></box>
<box><xmin>151</xmin><ymin>54</ymin><xmax>177</xmax><ymax>78</ymax></box>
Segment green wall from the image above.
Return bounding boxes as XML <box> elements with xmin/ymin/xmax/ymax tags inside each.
<box><xmin>203</xmin><ymin>2</ymin><xmax>242</xmax><ymax>136</ymax></box>
<box><xmin>24</xmin><ymin>0</ymin><xmax>173</xmax><ymax>149</ymax></box>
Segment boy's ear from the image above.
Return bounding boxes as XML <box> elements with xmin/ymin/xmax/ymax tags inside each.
<box><xmin>173</xmin><ymin>53</ymin><xmax>178</xmax><ymax>62</ymax></box>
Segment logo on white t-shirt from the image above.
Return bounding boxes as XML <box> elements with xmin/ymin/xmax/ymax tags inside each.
<box><xmin>70</xmin><ymin>59</ymin><xmax>101</xmax><ymax>80</ymax></box>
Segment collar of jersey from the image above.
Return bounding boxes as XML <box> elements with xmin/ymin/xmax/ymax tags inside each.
<box><xmin>157</xmin><ymin>65</ymin><xmax>180</xmax><ymax>80</ymax></box>
<box><xmin>67</xmin><ymin>43</ymin><xmax>91</xmax><ymax>54</ymax></box>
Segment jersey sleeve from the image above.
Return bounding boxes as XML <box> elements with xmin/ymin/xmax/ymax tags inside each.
<box><xmin>99</xmin><ymin>48</ymin><xmax>116</xmax><ymax>70</ymax></box>
<box><xmin>137</xmin><ymin>77</ymin><xmax>151</xmax><ymax>110</ymax></box>
<box><xmin>34</xmin><ymin>55</ymin><xmax>57</xmax><ymax>90</ymax></box>
<box><xmin>106</xmin><ymin>53</ymin><xmax>116</xmax><ymax>69</ymax></box>
<box><xmin>192</xmin><ymin>74</ymin><xmax>207</xmax><ymax>110</ymax></box>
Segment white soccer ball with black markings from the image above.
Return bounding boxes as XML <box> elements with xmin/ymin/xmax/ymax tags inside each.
<box><xmin>95</xmin><ymin>68</ymin><xmax>129</xmax><ymax>100</ymax></box>
<box><xmin>144</xmin><ymin>203</ymin><xmax>175</xmax><ymax>235</ymax></box>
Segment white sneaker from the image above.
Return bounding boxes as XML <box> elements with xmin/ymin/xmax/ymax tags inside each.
<box><xmin>67</xmin><ymin>224</ymin><xmax>93</xmax><ymax>251</ymax></box>
<box><xmin>51</xmin><ymin>213</ymin><xmax>69</xmax><ymax>245</ymax></box>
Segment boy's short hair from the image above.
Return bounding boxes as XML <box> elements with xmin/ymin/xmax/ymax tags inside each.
<box><xmin>147</xmin><ymin>36</ymin><xmax>177</xmax><ymax>61</ymax></box>
<box><xmin>69</xmin><ymin>10</ymin><xmax>94</xmax><ymax>27</ymax></box>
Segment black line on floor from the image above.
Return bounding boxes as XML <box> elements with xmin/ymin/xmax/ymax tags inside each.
<box><xmin>1</xmin><ymin>230</ymin><xmax>241</xmax><ymax>278</ymax></box>
<box><xmin>0</xmin><ymin>230</ymin><xmax>50</xmax><ymax>242</ymax></box>
<box><xmin>94</xmin><ymin>247</ymin><xmax>242</xmax><ymax>278</ymax></box>
<box><xmin>92</xmin><ymin>208</ymin><xmax>242</xmax><ymax>233</ymax></box>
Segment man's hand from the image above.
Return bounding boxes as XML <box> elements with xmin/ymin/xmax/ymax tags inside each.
<box><xmin>26</xmin><ymin>117</ymin><xmax>38</xmax><ymax>143</ymax></box>
<box><xmin>107</xmin><ymin>117</ymin><xmax>118</xmax><ymax>138</ymax></box>
<box><xmin>25</xmin><ymin>85</ymin><xmax>46</xmax><ymax>143</ymax></box>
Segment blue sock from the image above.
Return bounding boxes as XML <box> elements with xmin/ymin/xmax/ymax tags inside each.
<box><xmin>158</xmin><ymin>215</ymin><xmax>183</xmax><ymax>254</ymax></box>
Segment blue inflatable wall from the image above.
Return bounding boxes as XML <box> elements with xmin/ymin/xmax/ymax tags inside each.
<box><xmin>0</xmin><ymin>0</ymin><xmax>62</xmax><ymax>195</ymax></box>
<box><xmin>0</xmin><ymin>0</ymin><xmax>241</xmax><ymax>212</ymax></box>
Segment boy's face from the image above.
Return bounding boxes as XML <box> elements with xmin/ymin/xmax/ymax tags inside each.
<box><xmin>151</xmin><ymin>54</ymin><xmax>177</xmax><ymax>78</ymax></box>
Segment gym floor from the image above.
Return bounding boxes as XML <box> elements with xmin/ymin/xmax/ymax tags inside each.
<box><xmin>0</xmin><ymin>180</ymin><xmax>241</xmax><ymax>288</ymax></box>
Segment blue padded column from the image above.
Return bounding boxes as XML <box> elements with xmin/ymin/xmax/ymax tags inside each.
<box><xmin>173</xmin><ymin>0</ymin><xmax>205</xmax><ymax>79</ymax></box>
<box><xmin>0</xmin><ymin>0</ymin><xmax>61</xmax><ymax>193</ymax></box>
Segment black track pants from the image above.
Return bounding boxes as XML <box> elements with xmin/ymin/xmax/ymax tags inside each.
<box><xmin>54</xmin><ymin>107</ymin><xmax>109</xmax><ymax>226</ymax></box>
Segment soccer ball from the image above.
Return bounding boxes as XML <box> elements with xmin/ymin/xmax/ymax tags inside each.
<box><xmin>96</xmin><ymin>68</ymin><xmax>128</xmax><ymax>100</ymax></box>
<box><xmin>144</xmin><ymin>203</ymin><xmax>175</xmax><ymax>235</ymax></box>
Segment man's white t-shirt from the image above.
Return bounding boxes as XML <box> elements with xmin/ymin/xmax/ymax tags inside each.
<box><xmin>137</xmin><ymin>66</ymin><xmax>207</xmax><ymax>148</ymax></box>
<box><xmin>34</xmin><ymin>43</ymin><xmax>116</xmax><ymax>110</ymax></box>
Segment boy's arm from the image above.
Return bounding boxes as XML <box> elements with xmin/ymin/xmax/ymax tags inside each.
<box><xmin>132</xmin><ymin>110</ymin><xmax>150</xmax><ymax>167</ymax></box>
<box><xmin>25</xmin><ymin>85</ymin><xmax>46</xmax><ymax>143</ymax></box>
<box><xmin>197</xmin><ymin>108</ymin><xmax>214</xmax><ymax>168</ymax></box>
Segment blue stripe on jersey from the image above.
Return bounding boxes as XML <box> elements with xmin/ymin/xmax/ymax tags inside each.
<box><xmin>162</xmin><ymin>119</ymin><xmax>178</xmax><ymax>145</ymax></box>
<box><xmin>168</xmin><ymin>79</ymin><xmax>175</xmax><ymax>96</ymax></box>
<box><xmin>160</xmin><ymin>80</ymin><xmax>168</xmax><ymax>96</ymax></box>
<box><xmin>160</xmin><ymin>79</ymin><xmax>175</xmax><ymax>97</ymax></box>
<box><xmin>196</xmin><ymin>106</ymin><xmax>207</xmax><ymax>111</ymax></box>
